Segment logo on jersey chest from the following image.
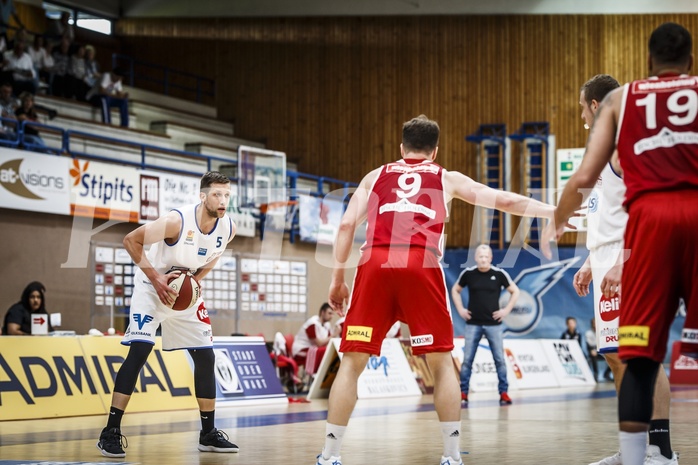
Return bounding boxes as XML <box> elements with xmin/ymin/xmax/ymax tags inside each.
<box><xmin>588</xmin><ymin>191</ymin><xmax>599</xmax><ymax>213</ymax></box>
<box><xmin>198</xmin><ymin>247</ymin><xmax>208</xmax><ymax>256</ymax></box>
<box><xmin>184</xmin><ymin>230</ymin><xmax>195</xmax><ymax>245</ymax></box>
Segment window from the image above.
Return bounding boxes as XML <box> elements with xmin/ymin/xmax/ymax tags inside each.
<box><xmin>76</xmin><ymin>13</ymin><xmax>112</xmax><ymax>35</ymax></box>
<box><xmin>42</xmin><ymin>2</ymin><xmax>113</xmax><ymax>36</ymax></box>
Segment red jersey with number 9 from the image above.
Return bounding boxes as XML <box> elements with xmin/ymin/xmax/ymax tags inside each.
<box><xmin>362</xmin><ymin>158</ymin><xmax>448</xmax><ymax>257</ymax></box>
<box><xmin>617</xmin><ymin>74</ymin><xmax>698</xmax><ymax>208</ymax></box>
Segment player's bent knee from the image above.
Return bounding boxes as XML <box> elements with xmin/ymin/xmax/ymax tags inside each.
<box><xmin>189</xmin><ymin>348</ymin><xmax>216</xmax><ymax>399</ymax></box>
<box><xmin>618</xmin><ymin>357</ymin><xmax>660</xmax><ymax>424</ymax></box>
<box><xmin>114</xmin><ymin>342</ymin><xmax>154</xmax><ymax>394</ymax></box>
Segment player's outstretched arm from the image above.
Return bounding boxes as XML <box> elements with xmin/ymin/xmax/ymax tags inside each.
<box><xmin>444</xmin><ymin>170</ymin><xmax>554</xmax><ymax>219</ymax></box>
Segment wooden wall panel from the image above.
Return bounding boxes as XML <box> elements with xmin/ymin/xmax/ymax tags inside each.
<box><xmin>116</xmin><ymin>14</ymin><xmax>698</xmax><ymax>248</ymax></box>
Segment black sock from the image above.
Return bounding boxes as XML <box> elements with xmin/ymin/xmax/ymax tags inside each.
<box><xmin>200</xmin><ymin>410</ymin><xmax>215</xmax><ymax>434</ymax></box>
<box><xmin>106</xmin><ymin>407</ymin><xmax>124</xmax><ymax>430</ymax></box>
<box><xmin>648</xmin><ymin>419</ymin><xmax>672</xmax><ymax>459</ymax></box>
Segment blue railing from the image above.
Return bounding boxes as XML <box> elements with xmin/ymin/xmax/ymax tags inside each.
<box><xmin>1</xmin><ymin>118</ymin><xmax>359</xmax><ymax>244</ymax></box>
<box><xmin>112</xmin><ymin>54</ymin><xmax>216</xmax><ymax>104</ymax></box>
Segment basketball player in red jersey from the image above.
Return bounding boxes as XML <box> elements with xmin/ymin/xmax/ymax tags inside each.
<box><xmin>543</xmin><ymin>23</ymin><xmax>697</xmax><ymax>465</ymax></box>
<box><xmin>317</xmin><ymin>115</ymin><xmax>558</xmax><ymax>465</ymax></box>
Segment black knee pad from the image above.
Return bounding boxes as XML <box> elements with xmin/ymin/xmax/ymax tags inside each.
<box><xmin>618</xmin><ymin>357</ymin><xmax>660</xmax><ymax>424</ymax></box>
<box><xmin>114</xmin><ymin>342</ymin><xmax>154</xmax><ymax>395</ymax></box>
<box><xmin>189</xmin><ymin>348</ymin><xmax>216</xmax><ymax>399</ymax></box>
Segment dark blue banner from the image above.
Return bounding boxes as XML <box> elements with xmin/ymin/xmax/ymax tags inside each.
<box><xmin>443</xmin><ymin>247</ymin><xmax>685</xmax><ymax>363</ymax></box>
<box><xmin>208</xmin><ymin>337</ymin><xmax>287</xmax><ymax>403</ymax></box>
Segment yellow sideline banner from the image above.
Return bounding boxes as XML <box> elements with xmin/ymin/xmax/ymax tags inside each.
<box><xmin>0</xmin><ymin>336</ymin><xmax>196</xmax><ymax>420</ymax></box>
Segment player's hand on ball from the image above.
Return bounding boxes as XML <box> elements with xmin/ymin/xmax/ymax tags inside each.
<box><xmin>154</xmin><ymin>271</ymin><xmax>179</xmax><ymax>307</ymax></box>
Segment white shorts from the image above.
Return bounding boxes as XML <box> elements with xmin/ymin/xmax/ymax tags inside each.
<box><xmin>590</xmin><ymin>241</ymin><xmax>624</xmax><ymax>354</ymax></box>
<box><xmin>122</xmin><ymin>277</ymin><xmax>213</xmax><ymax>351</ymax></box>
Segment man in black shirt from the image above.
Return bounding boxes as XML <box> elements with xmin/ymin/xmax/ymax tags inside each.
<box><xmin>452</xmin><ymin>244</ymin><xmax>519</xmax><ymax>405</ymax></box>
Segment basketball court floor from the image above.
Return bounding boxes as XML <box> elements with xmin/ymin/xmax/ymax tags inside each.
<box><xmin>1</xmin><ymin>383</ymin><xmax>697</xmax><ymax>465</ymax></box>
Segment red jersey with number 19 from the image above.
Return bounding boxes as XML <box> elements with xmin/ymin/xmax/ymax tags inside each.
<box><xmin>616</xmin><ymin>74</ymin><xmax>698</xmax><ymax>208</ymax></box>
<box><xmin>362</xmin><ymin>158</ymin><xmax>448</xmax><ymax>257</ymax></box>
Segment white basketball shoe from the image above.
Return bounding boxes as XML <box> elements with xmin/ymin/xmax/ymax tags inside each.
<box><xmin>644</xmin><ymin>445</ymin><xmax>679</xmax><ymax>465</ymax></box>
<box><xmin>589</xmin><ymin>451</ymin><xmax>622</xmax><ymax>465</ymax></box>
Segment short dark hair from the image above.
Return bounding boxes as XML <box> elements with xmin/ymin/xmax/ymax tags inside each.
<box><xmin>319</xmin><ymin>302</ymin><xmax>332</xmax><ymax>315</ymax></box>
<box><xmin>402</xmin><ymin>115</ymin><xmax>439</xmax><ymax>154</ymax></box>
<box><xmin>581</xmin><ymin>74</ymin><xmax>620</xmax><ymax>105</ymax></box>
<box><xmin>200</xmin><ymin>171</ymin><xmax>230</xmax><ymax>190</ymax></box>
<box><xmin>649</xmin><ymin>22</ymin><xmax>693</xmax><ymax>67</ymax></box>
<box><xmin>566</xmin><ymin>316</ymin><xmax>577</xmax><ymax>324</ymax></box>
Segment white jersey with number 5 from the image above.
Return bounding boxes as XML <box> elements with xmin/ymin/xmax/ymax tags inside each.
<box><xmin>136</xmin><ymin>203</ymin><xmax>234</xmax><ymax>282</ymax></box>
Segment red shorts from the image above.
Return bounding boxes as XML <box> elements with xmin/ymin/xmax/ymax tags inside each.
<box><xmin>619</xmin><ymin>190</ymin><xmax>698</xmax><ymax>361</ymax></box>
<box><xmin>339</xmin><ymin>247</ymin><xmax>454</xmax><ymax>356</ymax></box>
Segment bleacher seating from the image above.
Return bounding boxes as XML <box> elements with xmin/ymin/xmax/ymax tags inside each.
<box><xmin>150</xmin><ymin>121</ymin><xmax>263</xmax><ymax>151</ymax></box>
<box><xmin>25</xmin><ymin>85</ymin><xmax>264</xmax><ymax>174</ymax></box>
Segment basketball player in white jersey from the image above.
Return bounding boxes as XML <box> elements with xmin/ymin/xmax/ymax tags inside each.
<box><xmin>571</xmin><ymin>76</ymin><xmax>676</xmax><ymax>465</ymax></box>
<box><xmin>96</xmin><ymin>171</ymin><xmax>238</xmax><ymax>458</ymax></box>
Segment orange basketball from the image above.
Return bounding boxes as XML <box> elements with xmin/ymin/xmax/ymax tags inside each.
<box><xmin>166</xmin><ymin>271</ymin><xmax>201</xmax><ymax>310</ymax></box>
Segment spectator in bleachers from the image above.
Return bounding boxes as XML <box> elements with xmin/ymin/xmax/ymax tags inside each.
<box><xmin>83</xmin><ymin>44</ymin><xmax>100</xmax><ymax>95</ymax></box>
<box><xmin>7</xmin><ymin>25</ymin><xmax>26</xmax><ymax>48</ymax></box>
<box><xmin>15</xmin><ymin>91</ymin><xmax>46</xmax><ymax>148</ymax></box>
<box><xmin>0</xmin><ymin>0</ymin><xmax>24</xmax><ymax>44</ymax></box>
<box><xmin>0</xmin><ymin>81</ymin><xmax>17</xmax><ymax>140</ymax></box>
<box><xmin>28</xmin><ymin>35</ymin><xmax>52</xmax><ymax>90</ymax></box>
<box><xmin>48</xmin><ymin>12</ymin><xmax>74</xmax><ymax>44</ymax></box>
<box><xmin>68</xmin><ymin>43</ymin><xmax>88</xmax><ymax>100</ymax></box>
<box><xmin>87</xmin><ymin>67</ymin><xmax>129</xmax><ymax>127</ymax></box>
<box><xmin>50</xmin><ymin>36</ymin><xmax>70</xmax><ymax>97</ymax></box>
<box><xmin>3</xmin><ymin>38</ymin><xmax>36</xmax><ymax>94</ymax></box>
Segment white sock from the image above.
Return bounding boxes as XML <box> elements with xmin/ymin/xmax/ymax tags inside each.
<box><xmin>619</xmin><ymin>431</ymin><xmax>647</xmax><ymax>465</ymax></box>
<box><xmin>440</xmin><ymin>421</ymin><xmax>461</xmax><ymax>460</ymax></box>
<box><xmin>323</xmin><ymin>423</ymin><xmax>346</xmax><ymax>458</ymax></box>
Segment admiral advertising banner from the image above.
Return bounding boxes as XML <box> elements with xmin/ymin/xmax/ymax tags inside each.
<box><xmin>0</xmin><ymin>336</ymin><xmax>196</xmax><ymax>421</ymax></box>
<box><xmin>206</xmin><ymin>337</ymin><xmax>287</xmax><ymax>405</ymax></box>
<box><xmin>0</xmin><ymin>148</ymin><xmax>71</xmax><ymax>215</ymax></box>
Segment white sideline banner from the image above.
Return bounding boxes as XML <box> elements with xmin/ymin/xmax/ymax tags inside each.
<box><xmin>451</xmin><ymin>337</ymin><xmax>503</xmax><ymax>392</ymax></box>
<box><xmin>539</xmin><ymin>339</ymin><xmax>596</xmax><ymax>386</ymax></box>
<box><xmin>453</xmin><ymin>338</ymin><xmax>562</xmax><ymax>392</ymax></box>
<box><xmin>502</xmin><ymin>339</ymin><xmax>559</xmax><ymax>390</ymax></box>
<box><xmin>0</xmin><ymin>148</ymin><xmax>71</xmax><ymax>215</ymax></box>
<box><xmin>307</xmin><ymin>338</ymin><xmax>421</xmax><ymax>400</ymax></box>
